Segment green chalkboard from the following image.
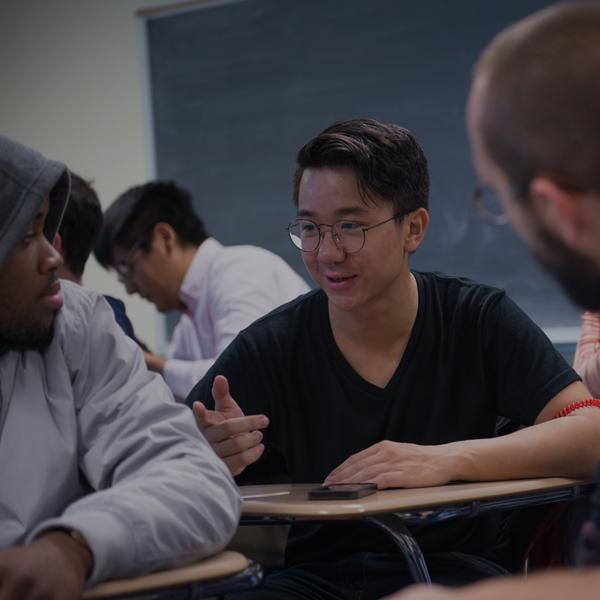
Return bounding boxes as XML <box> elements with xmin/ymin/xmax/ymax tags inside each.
<box><xmin>145</xmin><ymin>0</ymin><xmax>579</xmax><ymax>333</ymax></box>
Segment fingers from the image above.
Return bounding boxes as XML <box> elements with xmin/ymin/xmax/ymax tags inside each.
<box><xmin>214</xmin><ymin>429</ymin><xmax>264</xmax><ymax>459</ymax></box>
<box><xmin>192</xmin><ymin>401</ymin><xmax>224</xmax><ymax>428</ymax></box>
<box><xmin>224</xmin><ymin>443</ymin><xmax>266</xmax><ymax>477</ymax></box>
<box><xmin>325</xmin><ymin>443</ymin><xmax>385</xmax><ymax>484</ymax></box>
<box><xmin>212</xmin><ymin>374</ymin><xmax>229</xmax><ymax>401</ymax></box>
<box><xmin>326</xmin><ymin>453</ymin><xmax>382</xmax><ymax>483</ymax></box>
<box><xmin>211</xmin><ymin>375</ymin><xmax>242</xmax><ymax>414</ymax></box>
<box><xmin>198</xmin><ymin>374</ymin><xmax>269</xmax><ymax>476</ymax></box>
<box><xmin>202</xmin><ymin>414</ymin><xmax>269</xmax><ymax>444</ymax></box>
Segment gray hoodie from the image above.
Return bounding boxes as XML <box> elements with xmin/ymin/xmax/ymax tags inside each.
<box><xmin>0</xmin><ymin>134</ymin><xmax>70</xmax><ymax>269</ymax></box>
<box><xmin>0</xmin><ymin>136</ymin><xmax>241</xmax><ymax>585</ymax></box>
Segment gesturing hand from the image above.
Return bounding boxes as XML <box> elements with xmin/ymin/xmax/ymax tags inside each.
<box><xmin>193</xmin><ymin>375</ymin><xmax>269</xmax><ymax>476</ymax></box>
<box><xmin>324</xmin><ymin>440</ymin><xmax>453</xmax><ymax>489</ymax></box>
<box><xmin>0</xmin><ymin>531</ymin><xmax>92</xmax><ymax>600</ymax></box>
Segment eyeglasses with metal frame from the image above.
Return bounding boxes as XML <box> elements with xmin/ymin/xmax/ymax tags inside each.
<box><xmin>286</xmin><ymin>209</ymin><xmax>414</xmax><ymax>254</ymax></box>
<box><xmin>115</xmin><ymin>236</ymin><xmax>151</xmax><ymax>280</ymax></box>
<box><xmin>471</xmin><ymin>183</ymin><xmax>510</xmax><ymax>226</ymax></box>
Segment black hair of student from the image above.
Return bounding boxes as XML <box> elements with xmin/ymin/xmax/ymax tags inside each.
<box><xmin>94</xmin><ymin>181</ymin><xmax>209</xmax><ymax>269</ymax></box>
<box><xmin>293</xmin><ymin>118</ymin><xmax>430</xmax><ymax>212</ymax></box>
<box><xmin>59</xmin><ymin>173</ymin><xmax>103</xmax><ymax>278</ymax></box>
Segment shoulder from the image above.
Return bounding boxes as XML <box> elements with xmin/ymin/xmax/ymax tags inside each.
<box><xmin>54</xmin><ymin>282</ymin><xmax>125</xmax><ymax>354</ymax></box>
<box><xmin>234</xmin><ymin>288</ymin><xmax>323</xmax><ymax>344</ymax></box>
<box><xmin>54</xmin><ymin>281</ymin><xmax>107</xmax><ymax>336</ymax></box>
<box><xmin>415</xmin><ymin>270</ymin><xmax>507</xmax><ymax>313</ymax></box>
<box><xmin>209</xmin><ymin>244</ymin><xmax>308</xmax><ymax>293</ymax></box>
<box><xmin>212</xmin><ymin>243</ymin><xmax>291</xmax><ymax>272</ymax></box>
<box><xmin>210</xmin><ymin>245</ymin><xmax>300</xmax><ymax>278</ymax></box>
<box><xmin>103</xmin><ymin>294</ymin><xmax>125</xmax><ymax>312</ymax></box>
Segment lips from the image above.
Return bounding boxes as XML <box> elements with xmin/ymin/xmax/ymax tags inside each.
<box><xmin>40</xmin><ymin>280</ymin><xmax>63</xmax><ymax>310</ymax></box>
<box><xmin>324</xmin><ymin>273</ymin><xmax>357</xmax><ymax>291</ymax></box>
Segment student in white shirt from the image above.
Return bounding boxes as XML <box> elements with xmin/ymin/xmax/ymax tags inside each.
<box><xmin>95</xmin><ymin>181</ymin><xmax>310</xmax><ymax>400</ymax></box>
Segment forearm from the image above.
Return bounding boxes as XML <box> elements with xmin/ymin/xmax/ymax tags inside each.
<box><xmin>446</xmin><ymin>410</ymin><xmax>600</xmax><ymax>482</ymax></box>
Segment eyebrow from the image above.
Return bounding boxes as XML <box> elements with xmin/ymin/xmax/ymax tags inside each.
<box><xmin>296</xmin><ymin>206</ymin><xmax>371</xmax><ymax>219</ymax></box>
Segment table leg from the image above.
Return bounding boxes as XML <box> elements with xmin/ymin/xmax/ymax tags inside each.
<box><xmin>366</xmin><ymin>514</ymin><xmax>431</xmax><ymax>583</ymax></box>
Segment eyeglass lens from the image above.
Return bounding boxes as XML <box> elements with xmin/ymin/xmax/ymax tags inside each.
<box><xmin>472</xmin><ymin>185</ymin><xmax>510</xmax><ymax>226</ymax></box>
<box><xmin>288</xmin><ymin>220</ymin><xmax>365</xmax><ymax>253</ymax></box>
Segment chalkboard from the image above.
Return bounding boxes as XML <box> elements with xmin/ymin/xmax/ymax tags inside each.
<box><xmin>144</xmin><ymin>0</ymin><xmax>580</xmax><ymax>334</ymax></box>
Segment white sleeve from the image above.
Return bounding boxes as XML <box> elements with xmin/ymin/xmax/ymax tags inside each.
<box><xmin>163</xmin><ymin>356</ymin><xmax>216</xmax><ymax>401</ymax></box>
<box><xmin>28</xmin><ymin>291</ymin><xmax>240</xmax><ymax>585</ymax></box>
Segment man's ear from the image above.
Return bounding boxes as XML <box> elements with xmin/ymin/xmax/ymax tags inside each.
<box><xmin>53</xmin><ymin>232</ymin><xmax>64</xmax><ymax>255</ymax></box>
<box><xmin>152</xmin><ymin>222</ymin><xmax>178</xmax><ymax>254</ymax></box>
<box><xmin>404</xmin><ymin>208</ymin><xmax>429</xmax><ymax>253</ymax></box>
<box><xmin>529</xmin><ymin>178</ymin><xmax>581</xmax><ymax>247</ymax></box>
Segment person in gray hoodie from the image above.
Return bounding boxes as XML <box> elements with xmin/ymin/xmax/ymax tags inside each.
<box><xmin>0</xmin><ymin>134</ymin><xmax>241</xmax><ymax>600</ymax></box>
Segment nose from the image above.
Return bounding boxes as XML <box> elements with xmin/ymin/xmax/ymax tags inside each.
<box><xmin>41</xmin><ymin>236</ymin><xmax>63</xmax><ymax>272</ymax></box>
<box><xmin>118</xmin><ymin>274</ymin><xmax>138</xmax><ymax>295</ymax></box>
<box><xmin>317</xmin><ymin>228</ymin><xmax>345</xmax><ymax>263</ymax></box>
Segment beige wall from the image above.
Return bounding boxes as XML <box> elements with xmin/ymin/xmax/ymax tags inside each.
<box><xmin>0</xmin><ymin>0</ymin><xmax>192</xmax><ymax>350</ymax></box>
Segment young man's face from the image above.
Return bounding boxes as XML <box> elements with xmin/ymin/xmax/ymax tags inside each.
<box><xmin>112</xmin><ymin>237</ymin><xmax>180</xmax><ymax>312</ymax></box>
<box><xmin>467</xmin><ymin>78</ymin><xmax>600</xmax><ymax>311</ymax></box>
<box><xmin>296</xmin><ymin>166</ymin><xmax>413</xmax><ymax>313</ymax></box>
<box><xmin>0</xmin><ymin>197</ymin><xmax>64</xmax><ymax>351</ymax></box>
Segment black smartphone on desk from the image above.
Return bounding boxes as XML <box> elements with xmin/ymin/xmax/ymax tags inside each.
<box><xmin>308</xmin><ymin>483</ymin><xmax>377</xmax><ymax>500</ymax></box>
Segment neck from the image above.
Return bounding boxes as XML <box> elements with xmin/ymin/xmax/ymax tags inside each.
<box><xmin>328</xmin><ymin>270</ymin><xmax>418</xmax><ymax>348</ymax></box>
<box><xmin>174</xmin><ymin>243</ymin><xmax>202</xmax><ymax>310</ymax></box>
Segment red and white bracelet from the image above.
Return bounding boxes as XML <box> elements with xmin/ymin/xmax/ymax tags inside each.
<box><xmin>554</xmin><ymin>398</ymin><xmax>600</xmax><ymax>418</ymax></box>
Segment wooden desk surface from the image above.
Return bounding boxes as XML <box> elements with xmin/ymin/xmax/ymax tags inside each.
<box><xmin>241</xmin><ymin>478</ymin><xmax>589</xmax><ymax>517</ymax></box>
<box><xmin>83</xmin><ymin>551</ymin><xmax>249</xmax><ymax>599</ymax></box>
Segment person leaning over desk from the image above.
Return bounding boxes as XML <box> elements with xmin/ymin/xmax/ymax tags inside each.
<box><xmin>94</xmin><ymin>181</ymin><xmax>310</xmax><ymax>401</ymax></box>
<box><xmin>0</xmin><ymin>135</ymin><xmax>240</xmax><ymax>600</ymax></box>
<box><xmin>393</xmin><ymin>1</ymin><xmax>600</xmax><ymax>599</ymax></box>
<box><xmin>186</xmin><ymin>117</ymin><xmax>600</xmax><ymax>600</ymax></box>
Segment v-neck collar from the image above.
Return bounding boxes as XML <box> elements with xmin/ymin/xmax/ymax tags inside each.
<box><xmin>318</xmin><ymin>272</ymin><xmax>425</xmax><ymax>396</ymax></box>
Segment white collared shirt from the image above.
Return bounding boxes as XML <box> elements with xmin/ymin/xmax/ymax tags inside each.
<box><xmin>163</xmin><ymin>238</ymin><xmax>310</xmax><ymax>400</ymax></box>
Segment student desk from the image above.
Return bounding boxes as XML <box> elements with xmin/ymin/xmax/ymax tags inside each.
<box><xmin>82</xmin><ymin>551</ymin><xmax>261</xmax><ymax>599</ymax></box>
<box><xmin>240</xmin><ymin>478</ymin><xmax>593</xmax><ymax>583</ymax></box>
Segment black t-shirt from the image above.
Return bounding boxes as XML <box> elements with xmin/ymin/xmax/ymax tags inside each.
<box><xmin>187</xmin><ymin>271</ymin><xmax>579</xmax><ymax>566</ymax></box>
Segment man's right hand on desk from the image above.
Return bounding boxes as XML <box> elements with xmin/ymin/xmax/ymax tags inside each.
<box><xmin>192</xmin><ymin>374</ymin><xmax>269</xmax><ymax>476</ymax></box>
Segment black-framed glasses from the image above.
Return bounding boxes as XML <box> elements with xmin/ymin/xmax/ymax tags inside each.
<box><xmin>287</xmin><ymin>210</ymin><xmax>413</xmax><ymax>254</ymax></box>
<box><xmin>115</xmin><ymin>236</ymin><xmax>151</xmax><ymax>280</ymax></box>
<box><xmin>472</xmin><ymin>183</ymin><xmax>510</xmax><ymax>226</ymax></box>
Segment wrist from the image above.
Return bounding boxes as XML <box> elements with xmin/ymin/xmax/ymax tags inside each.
<box><xmin>144</xmin><ymin>351</ymin><xmax>166</xmax><ymax>374</ymax></box>
<box><xmin>38</xmin><ymin>529</ymin><xmax>94</xmax><ymax>581</ymax></box>
<box><xmin>442</xmin><ymin>440</ymin><xmax>477</xmax><ymax>481</ymax></box>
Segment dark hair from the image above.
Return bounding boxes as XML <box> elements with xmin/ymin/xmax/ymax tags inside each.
<box><xmin>94</xmin><ymin>181</ymin><xmax>208</xmax><ymax>268</ymax></box>
<box><xmin>293</xmin><ymin>118</ymin><xmax>429</xmax><ymax>212</ymax></box>
<box><xmin>473</xmin><ymin>1</ymin><xmax>600</xmax><ymax>199</ymax></box>
<box><xmin>59</xmin><ymin>172</ymin><xmax>103</xmax><ymax>278</ymax></box>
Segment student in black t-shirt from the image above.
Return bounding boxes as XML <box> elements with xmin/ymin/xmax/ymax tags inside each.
<box><xmin>187</xmin><ymin>118</ymin><xmax>600</xmax><ymax>599</ymax></box>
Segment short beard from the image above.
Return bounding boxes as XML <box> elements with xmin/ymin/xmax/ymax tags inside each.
<box><xmin>0</xmin><ymin>322</ymin><xmax>55</xmax><ymax>353</ymax></box>
<box><xmin>532</xmin><ymin>224</ymin><xmax>600</xmax><ymax>311</ymax></box>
